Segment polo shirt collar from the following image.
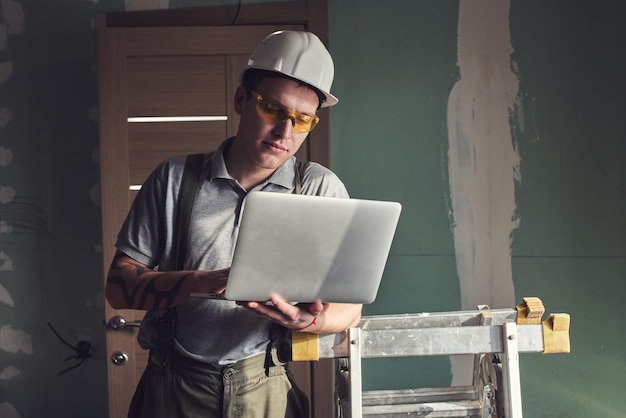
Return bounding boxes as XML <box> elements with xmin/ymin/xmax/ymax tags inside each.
<box><xmin>209</xmin><ymin>137</ymin><xmax>296</xmax><ymax>190</ymax></box>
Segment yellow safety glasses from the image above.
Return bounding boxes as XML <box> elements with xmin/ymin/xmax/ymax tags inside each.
<box><xmin>250</xmin><ymin>90</ymin><xmax>320</xmax><ymax>133</ymax></box>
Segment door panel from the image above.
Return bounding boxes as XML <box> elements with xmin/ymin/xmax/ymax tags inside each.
<box><xmin>98</xmin><ymin>24</ymin><xmax>317</xmax><ymax>418</ymax></box>
<box><xmin>128</xmin><ymin>122</ymin><xmax>226</xmax><ymax>185</ymax></box>
<box><xmin>126</xmin><ymin>55</ymin><xmax>226</xmax><ymax>116</ymax></box>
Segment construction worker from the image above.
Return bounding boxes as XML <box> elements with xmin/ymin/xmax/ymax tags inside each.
<box><xmin>105</xmin><ymin>31</ymin><xmax>362</xmax><ymax>417</ymax></box>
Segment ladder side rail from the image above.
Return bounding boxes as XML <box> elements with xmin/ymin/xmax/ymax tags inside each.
<box><xmin>357</xmin><ymin>309</ymin><xmax>517</xmax><ymax>330</ymax></box>
<box><xmin>501</xmin><ymin>322</ymin><xmax>524</xmax><ymax>418</ymax></box>
<box><xmin>316</xmin><ymin>324</ymin><xmax>545</xmax><ymax>360</ymax></box>
<box><xmin>348</xmin><ymin>327</ymin><xmax>363</xmax><ymax>418</ymax></box>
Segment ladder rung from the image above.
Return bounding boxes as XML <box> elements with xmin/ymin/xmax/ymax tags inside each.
<box><xmin>362</xmin><ymin>400</ymin><xmax>483</xmax><ymax>417</ymax></box>
<box><xmin>362</xmin><ymin>386</ymin><xmax>479</xmax><ymax>405</ymax></box>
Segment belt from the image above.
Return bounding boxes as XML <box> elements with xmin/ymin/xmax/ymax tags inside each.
<box><xmin>149</xmin><ymin>344</ymin><xmax>286</xmax><ymax>382</ymax></box>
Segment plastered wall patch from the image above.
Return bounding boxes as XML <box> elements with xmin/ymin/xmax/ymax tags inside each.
<box><xmin>0</xmin><ymin>251</ymin><xmax>13</xmax><ymax>271</ymax></box>
<box><xmin>0</xmin><ymin>61</ymin><xmax>13</xmax><ymax>83</ymax></box>
<box><xmin>0</xmin><ymin>146</ymin><xmax>13</xmax><ymax>166</ymax></box>
<box><xmin>0</xmin><ymin>0</ymin><xmax>25</xmax><ymax>34</ymax></box>
<box><xmin>0</xmin><ymin>402</ymin><xmax>20</xmax><ymax>418</ymax></box>
<box><xmin>448</xmin><ymin>0</ymin><xmax>520</xmax><ymax>319</ymax></box>
<box><xmin>0</xmin><ymin>325</ymin><xmax>33</xmax><ymax>354</ymax></box>
<box><xmin>0</xmin><ymin>0</ymin><xmax>23</xmax><ymax>84</ymax></box>
<box><xmin>446</xmin><ymin>0</ymin><xmax>521</xmax><ymax>385</ymax></box>
<box><xmin>0</xmin><ymin>365</ymin><xmax>20</xmax><ymax>380</ymax></box>
<box><xmin>0</xmin><ymin>185</ymin><xmax>15</xmax><ymax>204</ymax></box>
<box><xmin>0</xmin><ymin>107</ymin><xmax>12</xmax><ymax>127</ymax></box>
<box><xmin>0</xmin><ymin>220</ymin><xmax>13</xmax><ymax>235</ymax></box>
<box><xmin>0</xmin><ymin>283</ymin><xmax>14</xmax><ymax>307</ymax></box>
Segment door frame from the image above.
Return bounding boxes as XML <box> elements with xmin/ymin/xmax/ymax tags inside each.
<box><xmin>97</xmin><ymin>2</ymin><xmax>335</xmax><ymax>418</ymax></box>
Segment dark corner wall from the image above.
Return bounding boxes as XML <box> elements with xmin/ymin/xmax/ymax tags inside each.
<box><xmin>0</xmin><ymin>1</ymin><xmax>624</xmax><ymax>417</ymax></box>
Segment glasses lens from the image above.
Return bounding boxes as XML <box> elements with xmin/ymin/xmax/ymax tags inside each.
<box><xmin>252</xmin><ymin>91</ymin><xmax>319</xmax><ymax>133</ymax></box>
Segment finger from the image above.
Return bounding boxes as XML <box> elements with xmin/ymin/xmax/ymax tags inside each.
<box><xmin>238</xmin><ymin>301</ymin><xmax>282</xmax><ymax>321</ymax></box>
<box><xmin>309</xmin><ymin>301</ymin><xmax>324</xmax><ymax>316</ymax></box>
<box><xmin>269</xmin><ymin>296</ymin><xmax>300</xmax><ymax>321</ymax></box>
<box><xmin>240</xmin><ymin>297</ymin><xmax>317</xmax><ymax>330</ymax></box>
<box><xmin>237</xmin><ymin>301</ymin><xmax>261</xmax><ymax>310</ymax></box>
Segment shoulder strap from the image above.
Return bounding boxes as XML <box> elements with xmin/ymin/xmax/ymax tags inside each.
<box><xmin>162</xmin><ymin>153</ymin><xmax>204</xmax><ymax>342</ymax></box>
<box><xmin>294</xmin><ymin>159</ymin><xmax>309</xmax><ymax>195</ymax></box>
<box><xmin>174</xmin><ymin>153</ymin><xmax>205</xmax><ymax>270</ymax></box>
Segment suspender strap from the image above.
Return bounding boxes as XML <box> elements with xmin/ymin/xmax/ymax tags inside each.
<box><xmin>160</xmin><ymin>153</ymin><xmax>205</xmax><ymax>357</ymax></box>
<box><xmin>174</xmin><ymin>153</ymin><xmax>205</xmax><ymax>270</ymax></box>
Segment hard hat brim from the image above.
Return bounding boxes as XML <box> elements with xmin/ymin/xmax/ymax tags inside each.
<box><xmin>240</xmin><ymin>65</ymin><xmax>338</xmax><ymax>108</ymax></box>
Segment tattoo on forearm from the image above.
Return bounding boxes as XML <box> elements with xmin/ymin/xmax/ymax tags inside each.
<box><xmin>107</xmin><ymin>254</ymin><xmax>191</xmax><ymax>310</ymax></box>
<box><xmin>139</xmin><ymin>273</ymin><xmax>186</xmax><ymax>311</ymax></box>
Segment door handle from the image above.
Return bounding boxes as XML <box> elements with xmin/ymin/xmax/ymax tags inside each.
<box><xmin>111</xmin><ymin>351</ymin><xmax>129</xmax><ymax>365</ymax></box>
<box><xmin>108</xmin><ymin>315</ymin><xmax>142</xmax><ymax>330</ymax></box>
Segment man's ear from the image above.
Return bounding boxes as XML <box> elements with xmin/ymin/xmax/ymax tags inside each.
<box><xmin>234</xmin><ymin>86</ymin><xmax>246</xmax><ymax>115</ymax></box>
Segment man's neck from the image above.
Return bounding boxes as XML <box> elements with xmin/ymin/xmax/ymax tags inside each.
<box><xmin>223</xmin><ymin>141</ymin><xmax>275</xmax><ymax>191</ymax></box>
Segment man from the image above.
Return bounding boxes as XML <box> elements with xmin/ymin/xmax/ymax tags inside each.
<box><xmin>105</xmin><ymin>30</ymin><xmax>362</xmax><ymax>417</ymax></box>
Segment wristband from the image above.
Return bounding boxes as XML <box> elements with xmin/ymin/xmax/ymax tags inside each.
<box><xmin>294</xmin><ymin>316</ymin><xmax>317</xmax><ymax>331</ymax></box>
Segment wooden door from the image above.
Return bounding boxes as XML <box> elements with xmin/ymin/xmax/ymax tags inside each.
<box><xmin>97</xmin><ymin>24</ymin><xmax>325</xmax><ymax>418</ymax></box>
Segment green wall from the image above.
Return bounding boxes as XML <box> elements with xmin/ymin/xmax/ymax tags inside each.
<box><xmin>510</xmin><ymin>1</ymin><xmax>626</xmax><ymax>415</ymax></box>
<box><xmin>329</xmin><ymin>0</ymin><xmax>462</xmax><ymax>391</ymax></box>
<box><xmin>330</xmin><ymin>1</ymin><xmax>626</xmax><ymax>417</ymax></box>
<box><xmin>0</xmin><ymin>0</ymin><xmax>624</xmax><ymax>417</ymax></box>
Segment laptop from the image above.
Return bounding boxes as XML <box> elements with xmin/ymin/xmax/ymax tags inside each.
<box><xmin>191</xmin><ymin>191</ymin><xmax>402</xmax><ymax>304</ymax></box>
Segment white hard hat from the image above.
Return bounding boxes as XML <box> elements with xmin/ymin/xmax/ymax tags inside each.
<box><xmin>240</xmin><ymin>30</ymin><xmax>338</xmax><ymax>107</ymax></box>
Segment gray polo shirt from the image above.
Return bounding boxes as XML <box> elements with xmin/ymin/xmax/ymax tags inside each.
<box><xmin>116</xmin><ymin>137</ymin><xmax>349</xmax><ymax>365</ymax></box>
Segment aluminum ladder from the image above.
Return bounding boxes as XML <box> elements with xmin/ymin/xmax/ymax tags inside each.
<box><xmin>291</xmin><ymin>297</ymin><xmax>570</xmax><ymax>418</ymax></box>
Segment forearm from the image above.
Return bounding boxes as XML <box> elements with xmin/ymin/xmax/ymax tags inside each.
<box><xmin>105</xmin><ymin>251</ymin><xmax>228</xmax><ymax>311</ymax></box>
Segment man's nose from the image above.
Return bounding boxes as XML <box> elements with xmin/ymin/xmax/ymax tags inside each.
<box><xmin>274</xmin><ymin>117</ymin><xmax>294</xmax><ymax>137</ymax></box>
